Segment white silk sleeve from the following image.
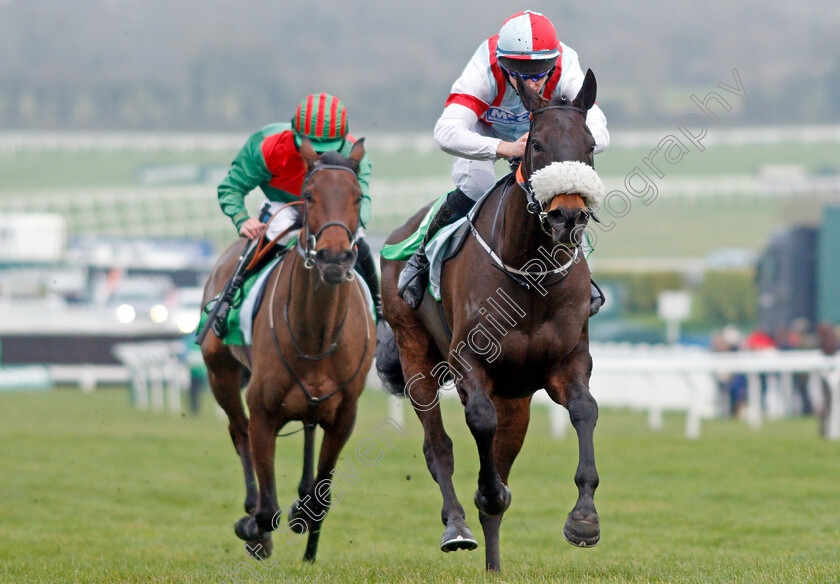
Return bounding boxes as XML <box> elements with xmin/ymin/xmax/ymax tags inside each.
<box><xmin>558</xmin><ymin>46</ymin><xmax>610</xmax><ymax>154</ymax></box>
<box><xmin>433</xmin><ymin>104</ymin><xmax>502</xmax><ymax>161</ymax></box>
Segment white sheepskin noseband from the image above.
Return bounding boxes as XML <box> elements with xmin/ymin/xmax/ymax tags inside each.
<box><xmin>529</xmin><ymin>161</ymin><xmax>604</xmax><ymax>209</ymax></box>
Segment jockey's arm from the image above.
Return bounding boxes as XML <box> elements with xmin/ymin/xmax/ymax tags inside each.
<box><xmin>355</xmin><ymin>149</ymin><xmax>373</xmax><ymax>227</ymax></box>
<box><xmin>217</xmin><ymin>135</ymin><xmax>273</xmax><ymax>232</ymax></box>
<box><xmin>433</xmin><ymin>104</ymin><xmax>505</xmax><ymax>161</ymax></box>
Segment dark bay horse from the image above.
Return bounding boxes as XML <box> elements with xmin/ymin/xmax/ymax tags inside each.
<box><xmin>201</xmin><ymin>138</ymin><xmax>375</xmax><ymax>562</ymax></box>
<box><xmin>379</xmin><ymin>71</ymin><xmax>602</xmax><ymax>571</ymax></box>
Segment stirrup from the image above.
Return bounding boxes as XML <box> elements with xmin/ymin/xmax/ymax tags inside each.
<box><xmin>589</xmin><ymin>280</ymin><xmax>605</xmax><ymax>317</ymax></box>
<box><xmin>397</xmin><ymin>250</ymin><xmax>430</xmax><ymax>310</ymax></box>
<box><xmin>210</xmin><ymin>301</ymin><xmax>231</xmax><ymax>338</ymax></box>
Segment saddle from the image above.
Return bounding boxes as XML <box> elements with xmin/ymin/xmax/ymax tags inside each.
<box><xmin>199</xmin><ymin>253</ymin><xmax>285</xmax><ymax>347</ymax></box>
<box><xmin>200</xmin><ymin>241</ymin><xmax>376</xmax><ymax>347</ymax></box>
<box><xmin>391</xmin><ymin>174</ymin><xmax>514</xmax><ymax>343</ymax></box>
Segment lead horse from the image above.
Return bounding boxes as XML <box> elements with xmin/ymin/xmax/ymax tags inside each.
<box><xmin>201</xmin><ymin>138</ymin><xmax>375</xmax><ymax>562</ymax></box>
<box><xmin>379</xmin><ymin>71</ymin><xmax>602</xmax><ymax>571</ymax></box>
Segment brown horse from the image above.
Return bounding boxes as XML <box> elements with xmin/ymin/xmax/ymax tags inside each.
<box><xmin>378</xmin><ymin>71</ymin><xmax>602</xmax><ymax>571</ymax></box>
<box><xmin>201</xmin><ymin>138</ymin><xmax>375</xmax><ymax>562</ymax></box>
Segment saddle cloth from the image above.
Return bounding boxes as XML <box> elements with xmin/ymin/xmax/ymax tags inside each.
<box><xmin>381</xmin><ymin>175</ymin><xmax>510</xmax><ymax>301</ymax></box>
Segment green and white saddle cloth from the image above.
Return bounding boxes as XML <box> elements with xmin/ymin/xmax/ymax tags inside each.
<box><xmin>380</xmin><ymin>194</ymin><xmax>469</xmax><ymax>301</ymax></box>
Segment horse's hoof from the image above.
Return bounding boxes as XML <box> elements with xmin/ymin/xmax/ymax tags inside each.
<box><xmin>234</xmin><ymin>515</ymin><xmax>261</xmax><ymax>542</ymax></box>
<box><xmin>474</xmin><ymin>483</ymin><xmax>512</xmax><ymax>516</ymax></box>
<box><xmin>288</xmin><ymin>501</ymin><xmax>307</xmax><ymax>534</ymax></box>
<box><xmin>440</xmin><ymin>524</ymin><xmax>478</xmax><ymax>553</ymax></box>
<box><xmin>245</xmin><ymin>533</ymin><xmax>273</xmax><ymax>559</ymax></box>
<box><xmin>563</xmin><ymin>514</ymin><xmax>600</xmax><ymax>548</ymax></box>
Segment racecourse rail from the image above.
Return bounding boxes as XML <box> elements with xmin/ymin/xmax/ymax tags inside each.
<box><xmin>103</xmin><ymin>341</ymin><xmax>840</xmax><ymax>441</ymax></box>
<box><xmin>4</xmin><ymin>128</ymin><xmax>840</xmax><ymax>242</ymax></box>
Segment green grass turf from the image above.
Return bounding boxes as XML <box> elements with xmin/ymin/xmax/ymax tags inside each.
<box><xmin>588</xmin><ymin>197</ymin><xmax>794</xmax><ymax>258</ymax></box>
<box><xmin>0</xmin><ymin>387</ymin><xmax>838</xmax><ymax>583</ymax></box>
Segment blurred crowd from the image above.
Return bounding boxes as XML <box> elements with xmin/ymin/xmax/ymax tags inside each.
<box><xmin>711</xmin><ymin>320</ymin><xmax>837</xmax><ymax>432</ymax></box>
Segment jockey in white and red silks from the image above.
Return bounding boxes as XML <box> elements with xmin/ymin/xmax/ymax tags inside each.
<box><xmin>398</xmin><ymin>10</ymin><xmax>610</xmax><ymax>314</ymax></box>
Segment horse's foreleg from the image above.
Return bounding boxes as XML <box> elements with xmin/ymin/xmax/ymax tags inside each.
<box><xmin>395</xmin><ymin>327</ymin><xmax>476</xmax><ymax>552</ymax></box>
<box><xmin>234</xmin><ymin>390</ymin><xmax>282</xmax><ymax>558</ymax></box>
<box><xmin>479</xmin><ymin>396</ymin><xmax>531</xmax><ymax>572</ymax></box>
<box><xmin>300</xmin><ymin>398</ymin><xmax>359</xmax><ymax>562</ymax></box>
<box><xmin>460</xmin><ymin>365</ymin><xmax>510</xmax><ymax>518</ymax></box>
<box><xmin>416</xmin><ymin>396</ymin><xmax>478</xmax><ymax>552</ymax></box>
<box><xmin>204</xmin><ymin>341</ymin><xmax>258</xmax><ymax>515</ymax></box>
<box><xmin>546</xmin><ymin>353</ymin><xmax>600</xmax><ymax>548</ymax></box>
<box><xmin>287</xmin><ymin>423</ymin><xmax>317</xmax><ymax>535</ymax></box>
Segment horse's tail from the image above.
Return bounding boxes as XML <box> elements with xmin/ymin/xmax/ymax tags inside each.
<box><xmin>375</xmin><ymin>320</ymin><xmax>405</xmax><ymax>396</ymax></box>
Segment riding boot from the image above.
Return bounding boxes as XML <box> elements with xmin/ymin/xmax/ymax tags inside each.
<box><xmin>589</xmin><ymin>278</ymin><xmax>606</xmax><ymax>317</ymax></box>
<box><xmin>354</xmin><ymin>238</ymin><xmax>384</xmax><ymax>322</ymax></box>
<box><xmin>398</xmin><ymin>188</ymin><xmax>474</xmax><ymax>310</ymax></box>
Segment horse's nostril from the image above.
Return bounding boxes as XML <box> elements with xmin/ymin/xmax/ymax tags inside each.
<box><xmin>315</xmin><ymin>249</ymin><xmax>355</xmax><ymax>265</ymax></box>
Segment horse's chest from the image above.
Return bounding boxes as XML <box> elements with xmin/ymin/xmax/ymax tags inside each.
<box><xmin>487</xmin><ymin>328</ymin><xmax>576</xmax><ymax>384</ymax></box>
<box><xmin>265</xmin><ymin>364</ymin><xmax>341</xmax><ymax>416</ymax></box>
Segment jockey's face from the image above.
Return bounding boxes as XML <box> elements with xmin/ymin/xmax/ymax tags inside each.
<box><xmin>523</xmin><ymin>77</ymin><xmax>549</xmax><ymax>94</ymax></box>
<box><xmin>500</xmin><ymin>56</ymin><xmax>555</xmax><ymax>96</ymax></box>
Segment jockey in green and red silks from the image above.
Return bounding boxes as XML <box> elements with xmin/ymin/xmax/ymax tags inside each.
<box><xmin>215</xmin><ymin>93</ymin><xmax>381</xmax><ymax>321</ymax></box>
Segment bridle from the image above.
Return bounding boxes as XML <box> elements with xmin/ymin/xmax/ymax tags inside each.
<box><xmin>295</xmin><ymin>163</ymin><xmax>361</xmax><ymax>275</ymax></box>
<box><xmin>516</xmin><ymin>100</ymin><xmax>593</xmax><ymax>228</ymax></box>
<box><xmin>267</xmin><ymin>250</ymin><xmax>371</xmax><ymax>423</ymax></box>
<box><xmin>466</xmin><ymin>100</ymin><xmax>594</xmax><ymax>290</ymax></box>
<box><xmin>267</xmin><ymin>161</ymin><xmax>371</xmax><ymax>423</ymax></box>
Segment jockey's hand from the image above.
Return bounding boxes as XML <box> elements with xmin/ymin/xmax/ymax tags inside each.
<box><xmin>496</xmin><ymin>133</ymin><xmax>528</xmax><ymax>159</ymax></box>
<box><xmin>239</xmin><ymin>218</ymin><xmax>266</xmax><ymax>239</ymax></box>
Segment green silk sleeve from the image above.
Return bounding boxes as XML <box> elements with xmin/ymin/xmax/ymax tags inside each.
<box><xmin>357</xmin><ymin>151</ymin><xmax>372</xmax><ymax>227</ymax></box>
<box><xmin>217</xmin><ymin>135</ymin><xmax>273</xmax><ymax>231</ymax></box>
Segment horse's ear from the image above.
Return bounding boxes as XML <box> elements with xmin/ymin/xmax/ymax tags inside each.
<box><xmin>573</xmin><ymin>69</ymin><xmax>597</xmax><ymax>112</ymax></box>
<box><xmin>514</xmin><ymin>75</ymin><xmax>545</xmax><ymax>113</ymax></box>
<box><xmin>298</xmin><ymin>137</ymin><xmax>320</xmax><ymax>168</ymax></box>
<box><xmin>348</xmin><ymin>138</ymin><xmax>365</xmax><ymax>171</ymax></box>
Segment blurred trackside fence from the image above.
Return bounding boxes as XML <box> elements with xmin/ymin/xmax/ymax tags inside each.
<box><xmin>101</xmin><ymin>340</ymin><xmax>840</xmax><ymax>439</ymax></box>
<box><xmin>383</xmin><ymin>344</ymin><xmax>840</xmax><ymax>441</ymax></box>
<box><xmin>113</xmin><ymin>341</ymin><xmax>189</xmax><ymax>413</ymax></box>
<box><xmin>4</xmin><ymin>178</ymin><xmax>840</xmax><ymax>242</ymax></box>
<box><xmin>5</xmin><ymin>129</ymin><xmax>840</xmax><ymax>242</ymax></box>
<box><xmin>0</xmin><ymin>180</ymin><xmax>454</xmax><ymax>241</ymax></box>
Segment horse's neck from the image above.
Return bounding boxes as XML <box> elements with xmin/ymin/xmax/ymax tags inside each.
<box><xmin>285</xmin><ymin>256</ymin><xmax>352</xmax><ymax>354</ymax></box>
<box><xmin>487</xmin><ymin>184</ymin><xmax>554</xmax><ymax>267</ymax></box>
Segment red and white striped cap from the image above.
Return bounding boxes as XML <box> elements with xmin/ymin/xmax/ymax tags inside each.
<box><xmin>496</xmin><ymin>10</ymin><xmax>559</xmax><ymax>61</ymax></box>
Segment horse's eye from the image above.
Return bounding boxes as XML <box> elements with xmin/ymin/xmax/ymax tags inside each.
<box><xmin>303</xmin><ymin>191</ymin><xmax>314</xmax><ymax>203</ymax></box>
<box><xmin>532</xmin><ymin>141</ymin><xmax>543</xmax><ymax>153</ymax></box>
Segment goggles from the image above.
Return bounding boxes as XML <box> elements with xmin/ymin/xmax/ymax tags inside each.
<box><xmin>499</xmin><ymin>62</ymin><xmax>554</xmax><ymax>82</ymax></box>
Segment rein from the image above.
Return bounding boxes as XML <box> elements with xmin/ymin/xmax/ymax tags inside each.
<box><xmin>267</xmin><ymin>161</ymin><xmax>370</xmax><ymax>423</ymax></box>
<box><xmin>465</xmin><ymin>102</ymin><xmax>589</xmax><ymax>291</ymax></box>
<box><xmin>518</xmin><ymin>102</ymin><xmax>590</xmax><ymax>229</ymax></box>
<box><xmin>267</xmin><ymin>251</ymin><xmax>371</xmax><ymax>422</ymax></box>
<box><xmin>467</xmin><ymin>197</ymin><xmax>579</xmax><ymax>291</ymax></box>
<box><xmin>247</xmin><ymin>200</ymin><xmax>304</xmax><ymax>271</ymax></box>
<box><xmin>283</xmin><ymin>252</ymin><xmax>350</xmax><ymax>360</ymax></box>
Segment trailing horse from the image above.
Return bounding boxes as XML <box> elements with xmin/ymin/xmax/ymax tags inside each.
<box><xmin>379</xmin><ymin>71</ymin><xmax>604</xmax><ymax>571</ymax></box>
<box><xmin>200</xmin><ymin>138</ymin><xmax>375</xmax><ymax>562</ymax></box>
